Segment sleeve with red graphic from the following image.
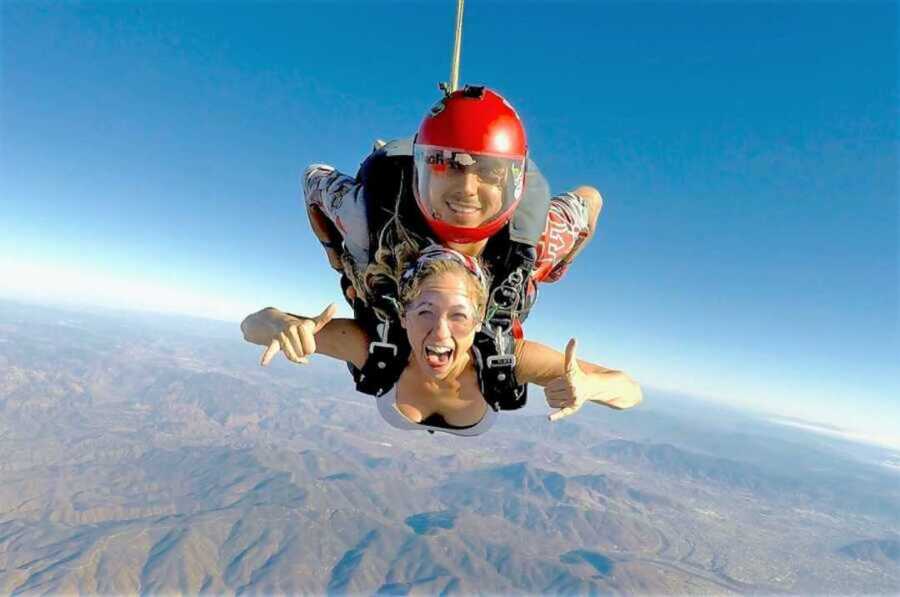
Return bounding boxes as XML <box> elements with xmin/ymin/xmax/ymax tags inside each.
<box><xmin>302</xmin><ymin>164</ymin><xmax>371</xmax><ymax>265</ymax></box>
<box><xmin>532</xmin><ymin>191</ymin><xmax>591</xmax><ymax>283</ymax></box>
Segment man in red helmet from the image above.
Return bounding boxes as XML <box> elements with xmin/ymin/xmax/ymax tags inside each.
<box><xmin>302</xmin><ymin>85</ymin><xmax>603</xmax><ymax>408</ymax></box>
<box><xmin>306</xmin><ymin>85</ymin><xmax>602</xmax><ymax>295</ymax></box>
<box><xmin>411</xmin><ymin>86</ymin><xmax>530</xmax><ymax>247</ymax></box>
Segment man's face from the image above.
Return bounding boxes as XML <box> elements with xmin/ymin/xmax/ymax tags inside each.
<box><xmin>422</xmin><ymin>154</ymin><xmax>509</xmax><ymax>228</ymax></box>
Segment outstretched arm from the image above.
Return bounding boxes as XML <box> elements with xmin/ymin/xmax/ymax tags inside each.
<box><xmin>514</xmin><ymin>337</ymin><xmax>642</xmax><ymax>420</ymax></box>
<box><xmin>241</xmin><ymin>306</ymin><xmax>369</xmax><ymax>369</ymax></box>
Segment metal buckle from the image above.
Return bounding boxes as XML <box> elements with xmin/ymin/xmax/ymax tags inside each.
<box><xmin>486</xmin><ymin>354</ymin><xmax>516</xmax><ymax>369</ymax></box>
<box><xmin>369</xmin><ymin>341</ymin><xmax>398</xmax><ymax>357</ymax></box>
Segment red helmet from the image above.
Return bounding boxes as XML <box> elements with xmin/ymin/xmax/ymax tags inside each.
<box><xmin>413</xmin><ymin>85</ymin><xmax>528</xmax><ymax>244</ymax></box>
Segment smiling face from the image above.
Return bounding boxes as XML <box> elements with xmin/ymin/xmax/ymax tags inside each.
<box><xmin>400</xmin><ymin>269</ymin><xmax>485</xmax><ymax>381</ymax></box>
<box><xmin>413</xmin><ymin>147</ymin><xmax>525</xmax><ymax>233</ymax></box>
<box><xmin>425</xmin><ymin>164</ymin><xmax>506</xmax><ymax>228</ymax></box>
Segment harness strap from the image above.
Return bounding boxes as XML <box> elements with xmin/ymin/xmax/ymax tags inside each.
<box><xmin>472</xmin><ymin>330</ymin><xmax>527</xmax><ymax>412</ymax></box>
<box><xmin>471</xmin><ymin>240</ymin><xmax>536</xmax><ymax>411</ymax></box>
<box><xmin>349</xmin><ymin>297</ymin><xmax>410</xmax><ymax>397</ymax></box>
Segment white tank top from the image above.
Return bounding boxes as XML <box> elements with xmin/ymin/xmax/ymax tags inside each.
<box><xmin>375</xmin><ymin>387</ymin><xmax>498</xmax><ymax>437</ymax></box>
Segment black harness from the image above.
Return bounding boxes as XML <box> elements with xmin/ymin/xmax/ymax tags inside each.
<box><xmin>344</xmin><ymin>137</ymin><xmax>551</xmax><ymax>411</ymax></box>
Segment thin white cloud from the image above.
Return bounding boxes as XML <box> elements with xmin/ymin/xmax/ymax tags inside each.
<box><xmin>768</xmin><ymin>417</ymin><xmax>900</xmax><ymax>451</ymax></box>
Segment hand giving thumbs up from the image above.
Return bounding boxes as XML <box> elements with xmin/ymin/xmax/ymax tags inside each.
<box><xmin>546</xmin><ymin>338</ymin><xmax>587</xmax><ymax>422</ymax></box>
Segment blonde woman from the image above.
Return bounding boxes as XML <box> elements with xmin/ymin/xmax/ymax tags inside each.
<box><xmin>242</xmin><ymin>245</ymin><xmax>641</xmax><ymax>436</ymax></box>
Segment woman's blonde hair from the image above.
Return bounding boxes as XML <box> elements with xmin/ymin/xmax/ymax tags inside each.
<box><xmin>399</xmin><ymin>257</ymin><xmax>489</xmax><ymax>316</ymax></box>
<box><xmin>359</xmin><ymin>217</ymin><xmax>490</xmax><ymax>319</ymax></box>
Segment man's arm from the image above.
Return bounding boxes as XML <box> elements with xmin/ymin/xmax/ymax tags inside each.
<box><xmin>302</xmin><ymin>164</ymin><xmax>371</xmax><ymax>268</ymax></box>
<box><xmin>532</xmin><ymin>186</ymin><xmax>604</xmax><ymax>283</ymax></box>
<box><xmin>560</xmin><ymin>185</ymin><xmax>602</xmax><ymax>267</ymax></box>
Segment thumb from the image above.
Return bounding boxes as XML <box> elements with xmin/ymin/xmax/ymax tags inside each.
<box><xmin>564</xmin><ymin>338</ymin><xmax>579</xmax><ymax>377</ymax></box>
<box><xmin>312</xmin><ymin>303</ymin><xmax>337</xmax><ymax>332</ymax></box>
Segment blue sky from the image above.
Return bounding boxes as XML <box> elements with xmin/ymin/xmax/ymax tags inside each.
<box><xmin>1</xmin><ymin>1</ymin><xmax>897</xmax><ymax>443</ymax></box>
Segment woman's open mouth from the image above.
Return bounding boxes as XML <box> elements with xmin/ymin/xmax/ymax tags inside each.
<box><xmin>424</xmin><ymin>344</ymin><xmax>454</xmax><ymax>369</ymax></box>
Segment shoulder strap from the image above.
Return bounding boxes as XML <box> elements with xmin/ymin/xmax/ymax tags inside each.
<box><xmin>346</xmin><ymin>138</ymin><xmax>419</xmax><ymax>397</ymax></box>
<box><xmin>473</xmin><ymin>234</ymin><xmax>538</xmax><ymax>411</ymax></box>
<box><xmin>348</xmin><ymin>296</ymin><xmax>411</xmax><ymax>397</ymax></box>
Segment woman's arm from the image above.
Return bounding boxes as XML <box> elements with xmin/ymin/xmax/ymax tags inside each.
<box><xmin>241</xmin><ymin>306</ymin><xmax>369</xmax><ymax>369</ymax></box>
<box><xmin>514</xmin><ymin>338</ymin><xmax>642</xmax><ymax>416</ymax></box>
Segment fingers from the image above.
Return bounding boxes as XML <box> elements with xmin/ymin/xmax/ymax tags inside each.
<box><xmin>278</xmin><ymin>331</ymin><xmax>309</xmax><ymax>364</ymax></box>
<box><xmin>292</xmin><ymin>322</ymin><xmax>316</xmax><ymax>359</ymax></box>
<box><xmin>312</xmin><ymin>303</ymin><xmax>337</xmax><ymax>332</ymax></box>
<box><xmin>286</xmin><ymin>323</ymin><xmax>316</xmax><ymax>363</ymax></box>
<box><xmin>564</xmin><ymin>338</ymin><xmax>579</xmax><ymax>377</ymax></box>
<box><xmin>545</xmin><ymin>376</ymin><xmax>578</xmax><ymax>411</ymax></box>
<box><xmin>260</xmin><ymin>339</ymin><xmax>280</xmax><ymax>367</ymax></box>
<box><xmin>546</xmin><ymin>397</ymin><xmax>570</xmax><ymax>409</ymax></box>
<box><xmin>546</xmin><ymin>391</ymin><xmax>576</xmax><ymax>409</ymax></box>
<box><xmin>546</xmin><ymin>377</ymin><xmax>578</xmax><ymax>400</ymax></box>
<box><xmin>259</xmin><ymin>337</ymin><xmax>309</xmax><ymax>367</ymax></box>
<box><xmin>288</xmin><ymin>324</ymin><xmax>303</xmax><ymax>354</ymax></box>
<box><xmin>545</xmin><ymin>378</ymin><xmax>569</xmax><ymax>394</ymax></box>
<box><xmin>259</xmin><ymin>314</ymin><xmax>323</xmax><ymax>367</ymax></box>
<box><xmin>549</xmin><ymin>405</ymin><xmax>578</xmax><ymax>422</ymax></box>
<box><xmin>544</xmin><ymin>386</ymin><xmax>573</xmax><ymax>403</ymax></box>
<box><xmin>278</xmin><ymin>332</ymin><xmax>300</xmax><ymax>361</ymax></box>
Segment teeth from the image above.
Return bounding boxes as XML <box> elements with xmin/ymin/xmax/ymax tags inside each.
<box><xmin>426</xmin><ymin>345</ymin><xmax>453</xmax><ymax>356</ymax></box>
<box><xmin>448</xmin><ymin>201</ymin><xmax>479</xmax><ymax>214</ymax></box>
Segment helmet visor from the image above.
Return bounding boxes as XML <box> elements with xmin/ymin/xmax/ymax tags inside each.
<box><xmin>414</xmin><ymin>145</ymin><xmax>526</xmax><ymax>231</ymax></box>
